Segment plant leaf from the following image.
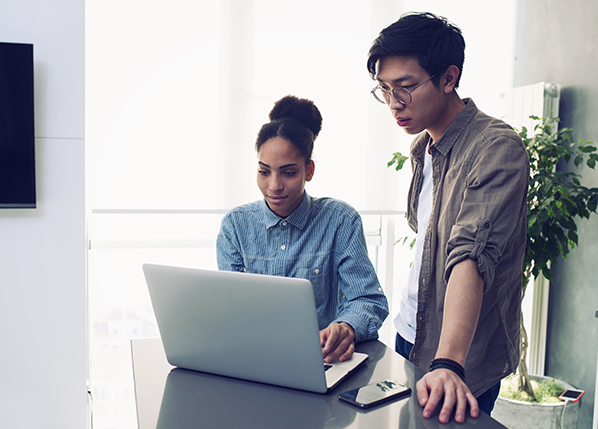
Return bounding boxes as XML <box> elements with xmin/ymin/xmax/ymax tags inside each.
<box><xmin>387</xmin><ymin>152</ymin><xmax>409</xmax><ymax>171</ymax></box>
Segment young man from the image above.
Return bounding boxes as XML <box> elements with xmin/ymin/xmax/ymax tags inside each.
<box><xmin>367</xmin><ymin>12</ymin><xmax>529</xmax><ymax>424</ymax></box>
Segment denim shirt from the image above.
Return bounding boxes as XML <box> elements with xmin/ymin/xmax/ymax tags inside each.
<box><xmin>407</xmin><ymin>99</ymin><xmax>529</xmax><ymax>397</ymax></box>
<box><xmin>216</xmin><ymin>193</ymin><xmax>389</xmax><ymax>343</ymax></box>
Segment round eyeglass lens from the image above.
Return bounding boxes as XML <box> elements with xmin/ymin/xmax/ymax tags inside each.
<box><xmin>373</xmin><ymin>88</ymin><xmax>390</xmax><ymax>104</ymax></box>
<box><xmin>393</xmin><ymin>87</ymin><xmax>411</xmax><ymax>105</ymax></box>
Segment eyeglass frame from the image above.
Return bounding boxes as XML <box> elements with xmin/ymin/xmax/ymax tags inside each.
<box><xmin>371</xmin><ymin>73</ymin><xmax>438</xmax><ymax>106</ymax></box>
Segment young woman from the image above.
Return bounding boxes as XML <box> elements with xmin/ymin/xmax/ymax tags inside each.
<box><xmin>216</xmin><ymin>95</ymin><xmax>388</xmax><ymax>363</ymax></box>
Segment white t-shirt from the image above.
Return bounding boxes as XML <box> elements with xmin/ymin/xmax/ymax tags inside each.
<box><xmin>394</xmin><ymin>145</ymin><xmax>433</xmax><ymax>343</ymax></box>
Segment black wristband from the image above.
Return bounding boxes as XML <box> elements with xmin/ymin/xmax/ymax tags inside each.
<box><xmin>429</xmin><ymin>358</ymin><xmax>465</xmax><ymax>381</ymax></box>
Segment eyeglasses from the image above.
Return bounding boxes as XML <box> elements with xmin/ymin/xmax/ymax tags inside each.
<box><xmin>371</xmin><ymin>73</ymin><xmax>437</xmax><ymax>106</ymax></box>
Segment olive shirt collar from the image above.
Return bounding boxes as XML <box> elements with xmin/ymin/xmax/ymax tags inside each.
<box><xmin>413</xmin><ymin>98</ymin><xmax>477</xmax><ymax>158</ymax></box>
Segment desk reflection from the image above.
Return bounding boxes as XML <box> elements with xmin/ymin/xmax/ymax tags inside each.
<box><xmin>157</xmin><ymin>368</ymin><xmax>352</xmax><ymax>429</ymax></box>
<box><xmin>132</xmin><ymin>338</ymin><xmax>506</xmax><ymax>429</ymax></box>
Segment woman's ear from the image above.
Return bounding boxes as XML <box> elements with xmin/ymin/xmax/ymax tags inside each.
<box><xmin>306</xmin><ymin>160</ymin><xmax>315</xmax><ymax>182</ymax></box>
<box><xmin>441</xmin><ymin>65</ymin><xmax>460</xmax><ymax>94</ymax></box>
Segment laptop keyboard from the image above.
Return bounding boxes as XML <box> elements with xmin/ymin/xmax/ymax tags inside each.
<box><xmin>324</xmin><ymin>363</ymin><xmax>332</xmax><ymax>371</ymax></box>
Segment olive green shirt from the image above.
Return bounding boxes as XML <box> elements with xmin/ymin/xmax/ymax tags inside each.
<box><xmin>407</xmin><ymin>99</ymin><xmax>529</xmax><ymax>397</ymax></box>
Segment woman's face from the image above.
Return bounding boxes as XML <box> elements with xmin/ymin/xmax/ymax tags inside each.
<box><xmin>257</xmin><ymin>137</ymin><xmax>314</xmax><ymax>218</ymax></box>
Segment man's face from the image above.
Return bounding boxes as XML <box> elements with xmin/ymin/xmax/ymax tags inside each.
<box><xmin>375</xmin><ymin>56</ymin><xmax>447</xmax><ymax>139</ymax></box>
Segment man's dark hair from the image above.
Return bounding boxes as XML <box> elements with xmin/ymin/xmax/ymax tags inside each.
<box><xmin>367</xmin><ymin>12</ymin><xmax>465</xmax><ymax>88</ymax></box>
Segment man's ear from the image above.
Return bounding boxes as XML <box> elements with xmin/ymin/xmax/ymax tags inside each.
<box><xmin>306</xmin><ymin>160</ymin><xmax>315</xmax><ymax>182</ymax></box>
<box><xmin>441</xmin><ymin>65</ymin><xmax>460</xmax><ymax>94</ymax></box>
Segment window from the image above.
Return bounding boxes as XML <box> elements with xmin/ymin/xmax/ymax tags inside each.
<box><xmin>86</xmin><ymin>1</ymin><xmax>515</xmax><ymax>427</ymax></box>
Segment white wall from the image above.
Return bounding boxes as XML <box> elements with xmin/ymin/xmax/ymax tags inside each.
<box><xmin>0</xmin><ymin>1</ymin><xmax>87</xmax><ymax>428</ymax></box>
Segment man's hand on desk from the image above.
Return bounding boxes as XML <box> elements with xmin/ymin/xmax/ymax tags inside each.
<box><xmin>416</xmin><ymin>368</ymin><xmax>479</xmax><ymax>424</ymax></box>
<box><xmin>319</xmin><ymin>322</ymin><xmax>355</xmax><ymax>363</ymax></box>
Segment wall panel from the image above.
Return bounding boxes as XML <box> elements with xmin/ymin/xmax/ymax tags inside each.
<box><xmin>514</xmin><ymin>1</ymin><xmax>598</xmax><ymax>427</ymax></box>
<box><xmin>0</xmin><ymin>1</ymin><xmax>86</xmax><ymax>428</ymax></box>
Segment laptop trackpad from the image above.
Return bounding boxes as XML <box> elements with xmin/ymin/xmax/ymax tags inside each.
<box><xmin>325</xmin><ymin>352</ymin><xmax>368</xmax><ymax>390</ymax></box>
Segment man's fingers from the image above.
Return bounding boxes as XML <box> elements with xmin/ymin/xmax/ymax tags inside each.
<box><xmin>416</xmin><ymin>378</ymin><xmax>430</xmax><ymax>407</ymax></box>
<box><xmin>438</xmin><ymin>387</ymin><xmax>458</xmax><ymax>424</ymax></box>
<box><xmin>452</xmin><ymin>389</ymin><xmax>468</xmax><ymax>424</ymax></box>
<box><xmin>417</xmin><ymin>368</ymin><xmax>478</xmax><ymax>423</ymax></box>
<box><xmin>422</xmin><ymin>384</ymin><xmax>444</xmax><ymax>419</ymax></box>
<box><xmin>467</xmin><ymin>391</ymin><xmax>479</xmax><ymax>418</ymax></box>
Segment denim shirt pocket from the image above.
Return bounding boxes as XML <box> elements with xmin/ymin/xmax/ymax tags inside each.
<box><xmin>296</xmin><ymin>266</ymin><xmax>327</xmax><ymax>308</ymax></box>
<box><xmin>242</xmin><ymin>257</ymin><xmax>272</xmax><ymax>275</ymax></box>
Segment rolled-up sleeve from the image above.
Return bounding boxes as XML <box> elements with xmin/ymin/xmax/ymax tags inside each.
<box><xmin>444</xmin><ymin>134</ymin><xmax>529</xmax><ymax>292</ymax></box>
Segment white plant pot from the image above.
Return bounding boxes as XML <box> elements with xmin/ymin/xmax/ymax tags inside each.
<box><xmin>492</xmin><ymin>375</ymin><xmax>581</xmax><ymax>429</ymax></box>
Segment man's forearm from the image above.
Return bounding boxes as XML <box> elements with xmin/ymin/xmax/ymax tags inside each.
<box><xmin>435</xmin><ymin>258</ymin><xmax>484</xmax><ymax>365</ymax></box>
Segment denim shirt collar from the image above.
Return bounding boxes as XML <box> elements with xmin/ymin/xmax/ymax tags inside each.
<box><xmin>260</xmin><ymin>192</ymin><xmax>311</xmax><ymax>230</ymax></box>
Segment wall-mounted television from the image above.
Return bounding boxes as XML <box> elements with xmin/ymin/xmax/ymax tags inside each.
<box><xmin>0</xmin><ymin>42</ymin><xmax>36</xmax><ymax>208</ymax></box>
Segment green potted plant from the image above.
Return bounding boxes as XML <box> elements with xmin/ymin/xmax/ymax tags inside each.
<box><xmin>514</xmin><ymin>115</ymin><xmax>598</xmax><ymax>398</ymax></box>
<box><xmin>388</xmin><ymin>114</ymin><xmax>598</xmax><ymax>427</ymax></box>
<box><xmin>492</xmin><ymin>115</ymin><xmax>598</xmax><ymax>428</ymax></box>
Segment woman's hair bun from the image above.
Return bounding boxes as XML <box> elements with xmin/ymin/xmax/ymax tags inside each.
<box><xmin>268</xmin><ymin>95</ymin><xmax>322</xmax><ymax>139</ymax></box>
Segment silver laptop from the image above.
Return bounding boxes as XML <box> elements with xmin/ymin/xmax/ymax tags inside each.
<box><xmin>143</xmin><ymin>263</ymin><xmax>368</xmax><ymax>393</ymax></box>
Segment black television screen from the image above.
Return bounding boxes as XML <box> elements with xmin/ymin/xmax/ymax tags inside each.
<box><xmin>0</xmin><ymin>42</ymin><xmax>36</xmax><ymax>208</ymax></box>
